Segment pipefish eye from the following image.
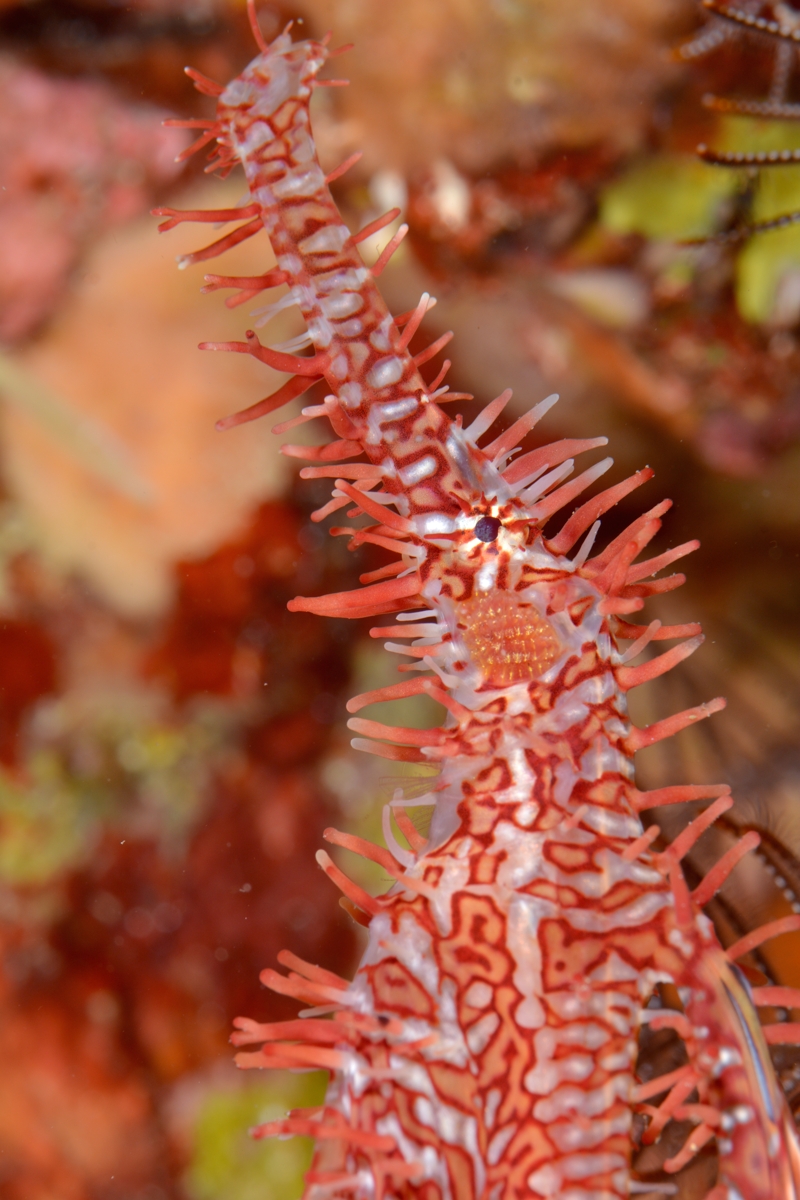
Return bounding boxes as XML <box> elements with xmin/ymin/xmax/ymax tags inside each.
<box><xmin>474</xmin><ymin>515</ymin><xmax>501</xmax><ymax>543</ymax></box>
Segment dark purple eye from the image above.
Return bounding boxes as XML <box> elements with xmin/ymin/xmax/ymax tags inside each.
<box><xmin>474</xmin><ymin>516</ymin><xmax>501</xmax><ymax>542</ymax></box>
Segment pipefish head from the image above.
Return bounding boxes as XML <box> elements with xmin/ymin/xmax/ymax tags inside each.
<box><xmin>218</xmin><ymin>35</ymin><xmax>329</xmax><ymax>120</ymax></box>
<box><xmin>414</xmin><ymin>498</ymin><xmax>534</xmax><ymax>583</ymax></box>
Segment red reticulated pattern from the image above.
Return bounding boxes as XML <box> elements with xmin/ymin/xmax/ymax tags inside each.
<box><xmin>158</xmin><ymin>10</ymin><xmax>800</xmax><ymax>1200</ymax></box>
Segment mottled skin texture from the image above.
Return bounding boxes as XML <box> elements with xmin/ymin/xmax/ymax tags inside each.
<box><xmin>163</xmin><ymin>28</ymin><xmax>800</xmax><ymax>1200</ymax></box>
<box><xmin>211</xmin><ymin>34</ymin><xmax>498</xmax><ymax>528</ymax></box>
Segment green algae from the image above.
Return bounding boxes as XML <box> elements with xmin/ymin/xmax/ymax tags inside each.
<box><xmin>599</xmin><ymin>115</ymin><xmax>800</xmax><ymax>324</ymax></box>
<box><xmin>185</xmin><ymin>1073</ymin><xmax>327</xmax><ymax>1200</ymax></box>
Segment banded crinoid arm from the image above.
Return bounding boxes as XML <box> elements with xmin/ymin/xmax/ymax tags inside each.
<box><xmin>159</xmin><ymin>7</ymin><xmax>800</xmax><ymax>1200</ymax></box>
<box><xmin>677</xmin><ymin>0</ymin><xmax>800</xmax><ymax>242</ymax></box>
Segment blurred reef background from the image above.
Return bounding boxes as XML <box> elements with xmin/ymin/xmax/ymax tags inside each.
<box><xmin>0</xmin><ymin>1</ymin><xmax>799</xmax><ymax>1198</ymax></box>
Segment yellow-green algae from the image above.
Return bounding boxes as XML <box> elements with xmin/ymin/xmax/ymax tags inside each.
<box><xmin>599</xmin><ymin>116</ymin><xmax>800</xmax><ymax>324</ymax></box>
<box><xmin>601</xmin><ymin>154</ymin><xmax>739</xmax><ymax>242</ymax></box>
<box><xmin>185</xmin><ymin>1073</ymin><xmax>327</xmax><ymax>1200</ymax></box>
<box><xmin>725</xmin><ymin>118</ymin><xmax>800</xmax><ymax>324</ymax></box>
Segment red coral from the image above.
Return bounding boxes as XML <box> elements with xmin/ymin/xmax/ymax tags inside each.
<box><xmin>0</xmin><ymin>618</ymin><xmax>57</xmax><ymax>766</ymax></box>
